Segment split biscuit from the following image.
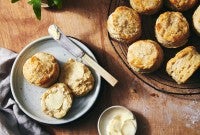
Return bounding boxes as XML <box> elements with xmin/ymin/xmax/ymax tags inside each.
<box><xmin>166</xmin><ymin>46</ymin><xmax>200</xmax><ymax>84</ymax></box>
<box><xmin>23</xmin><ymin>52</ymin><xmax>59</xmax><ymax>87</ymax></box>
<box><xmin>127</xmin><ymin>40</ymin><xmax>164</xmax><ymax>73</ymax></box>
<box><xmin>166</xmin><ymin>0</ymin><xmax>197</xmax><ymax>11</ymax></box>
<box><xmin>59</xmin><ymin>59</ymin><xmax>94</xmax><ymax>96</ymax></box>
<box><xmin>41</xmin><ymin>83</ymin><xmax>73</xmax><ymax>119</ymax></box>
<box><xmin>193</xmin><ymin>5</ymin><xmax>200</xmax><ymax>36</ymax></box>
<box><xmin>155</xmin><ymin>11</ymin><xmax>189</xmax><ymax>48</ymax></box>
<box><xmin>107</xmin><ymin>6</ymin><xmax>141</xmax><ymax>43</ymax></box>
<box><xmin>130</xmin><ymin>0</ymin><xmax>163</xmax><ymax>15</ymax></box>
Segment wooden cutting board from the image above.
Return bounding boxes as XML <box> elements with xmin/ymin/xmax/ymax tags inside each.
<box><xmin>0</xmin><ymin>0</ymin><xmax>200</xmax><ymax>134</ymax></box>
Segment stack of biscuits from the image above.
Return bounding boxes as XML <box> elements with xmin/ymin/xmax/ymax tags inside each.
<box><xmin>107</xmin><ymin>0</ymin><xmax>200</xmax><ymax>84</ymax></box>
<box><xmin>23</xmin><ymin>52</ymin><xmax>95</xmax><ymax>118</ymax></box>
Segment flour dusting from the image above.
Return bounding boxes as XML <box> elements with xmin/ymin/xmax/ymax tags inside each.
<box><xmin>167</xmin><ymin>99</ymin><xmax>200</xmax><ymax>129</ymax></box>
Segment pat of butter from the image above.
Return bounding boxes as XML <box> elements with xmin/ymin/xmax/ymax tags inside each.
<box><xmin>107</xmin><ymin>114</ymin><xmax>136</xmax><ymax>135</ymax></box>
<box><xmin>45</xmin><ymin>90</ymin><xmax>64</xmax><ymax>110</ymax></box>
<box><xmin>99</xmin><ymin>106</ymin><xmax>137</xmax><ymax>135</ymax></box>
<box><xmin>107</xmin><ymin>115</ymin><xmax>122</xmax><ymax>135</ymax></box>
<box><xmin>122</xmin><ymin>119</ymin><xmax>137</xmax><ymax>135</ymax></box>
<box><xmin>48</xmin><ymin>25</ymin><xmax>61</xmax><ymax>40</ymax></box>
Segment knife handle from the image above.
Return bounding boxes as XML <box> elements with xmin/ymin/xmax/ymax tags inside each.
<box><xmin>82</xmin><ymin>54</ymin><xmax>118</xmax><ymax>87</ymax></box>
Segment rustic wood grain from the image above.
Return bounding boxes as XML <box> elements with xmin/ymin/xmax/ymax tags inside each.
<box><xmin>0</xmin><ymin>0</ymin><xmax>200</xmax><ymax>135</ymax></box>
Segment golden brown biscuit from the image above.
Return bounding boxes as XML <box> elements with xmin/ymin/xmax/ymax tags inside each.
<box><xmin>41</xmin><ymin>83</ymin><xmax>73</xmax><ymax>119</ymax></box>
<box><xmin>167</xmin><ymin>0</ymin><xmax>197</xmax><ymax>11</ymax></box>
<box><xmin>166</xmin><ymin>46</ymin><xmax>200</xmax><ymax>84</ymax></box>
<box><xmin>155</xmin><ymin>11</ymin><xmax>189</xmax><ymax>48</ymax></box>
<box><xmin>23</xmin><ymin>52</ymin><xmax>59</xmax><ymax>87</ymax></box>
<box><xmin>127</xmin><ymin>40</ymin><xmax>164</xmax><ymax>73</ymax></box>
<box><xmin>193</xmin><ymin>5</ymin><xmax>200</xmax><ymax>36</ymax></box>
<box><xmin>107</xmin><ymin>6</ymin><xmax>141</xmax><ymax>43</ymax></box>
<box><xmin>130</xmin><ymin>0</ymin><xmax>163</xmax><ymax>15</ymax></box>
<box><xmin>59</xmin><ymin>59</ymin><xmax>94</xmax><ymax>96</ymax></box>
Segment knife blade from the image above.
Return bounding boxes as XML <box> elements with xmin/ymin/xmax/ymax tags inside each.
<box><xmin>48</xmin><ymin>24</ymin><xmax>118</xmax><ymax>86</ymax></box>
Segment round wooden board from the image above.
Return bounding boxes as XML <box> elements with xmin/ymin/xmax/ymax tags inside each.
<box><xmin>108</xmin><ymin>0</ymin><xmax>200</xmax><ymax>95</ymax></box>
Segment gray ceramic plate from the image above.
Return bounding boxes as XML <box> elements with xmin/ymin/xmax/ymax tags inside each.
<box><xmin>10</xmin><ymin>36</ymin><xmax>101</xmax><ymax>124</ymax></box>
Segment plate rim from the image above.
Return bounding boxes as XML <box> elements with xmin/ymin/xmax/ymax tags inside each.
<box><xmin>10</xmin><ymin>36</ymin><xmax>101</xmax><ymax>124</ymax></box>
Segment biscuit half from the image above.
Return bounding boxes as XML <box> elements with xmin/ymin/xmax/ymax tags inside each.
<box><xmin>107</xmin><ymin>6</ymin><xmax>141</xmax><ymax>44</ymax></box>
<box><xmin>41</xmin><ymin>83</ymin><xmax>73</xmax><ymax>119</ymax></box>
<box><xmin>59</xmin><ymin>59</ymin><xmax>94</xmax><ymax>96</ymax></box>
<box><xmin>155</xmin><ymin>12</ymin><xmax>189</xmax><ymax>48</ymax></box>
<box><xmin>23</xmin><ymin>52</ymin><xmax>60</xmax><ymax>87</ymax></box>
<box><xmin>127</xmin><ymin>40</ymin><xmax>164</xmax><ymax>73</ymax></box>
<box><xmin>130</xmin><ymin>0</ymin><xmax>163</xmax><ymax>15</ymax></box>
<box><xmin>166</xmin><ymin>46</ymin><xmax>200</xmax><ymax>84</ymax></box>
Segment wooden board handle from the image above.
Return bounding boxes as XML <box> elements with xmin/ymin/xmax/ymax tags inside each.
<box><xmin>82</xmin><ymin>54</ymin><xmax>118</xmax><ymax>87</ymax></box>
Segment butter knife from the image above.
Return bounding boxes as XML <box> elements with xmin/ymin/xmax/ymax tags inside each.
<box><xmin>48</xmin><ymin>24</ymin><xmax>118</xmax><ymax>86</ymax></box>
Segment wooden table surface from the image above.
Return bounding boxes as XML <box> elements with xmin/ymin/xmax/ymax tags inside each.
<box><xmin>0</xmin><ymin>0</ymin><xmax>200</xmax><ymax>134</ymax></box>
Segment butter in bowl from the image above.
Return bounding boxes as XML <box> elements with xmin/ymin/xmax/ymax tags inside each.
<box><xmin>98</xmin><ymin>106</ymin><xmax>137</xmax><ymax>135</ymax></box>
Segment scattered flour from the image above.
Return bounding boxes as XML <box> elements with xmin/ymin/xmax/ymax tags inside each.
<box><xmin>167</xmin><ymin>99</ymin><xmax>200</xmax><ymax>129</ymax></box>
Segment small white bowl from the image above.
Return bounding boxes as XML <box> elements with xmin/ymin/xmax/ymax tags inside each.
<box><xmin>97</xmin><ymin>105</ymin><xmax>137</xmax><ymax>135</ymax></box>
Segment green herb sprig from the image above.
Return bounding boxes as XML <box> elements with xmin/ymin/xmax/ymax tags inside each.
<box><xmin>11</xmin><ymin>0</ymin><xmax>63</xmax><ymax>20</ymax></box>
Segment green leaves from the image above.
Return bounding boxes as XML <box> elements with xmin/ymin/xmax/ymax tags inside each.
<box><xmin>52</xmin><ymin>0</ymin><xmax>62</xmax><ymax>9</ymax></box>
<box><xmin>28</xmin><ymin>0</ymin><xmax>41</xmax><ymax>20</ymax></box>
<box><xmin>47</xmin><ymin>0</ymin><xmax>62</xmax><ymax>9</ymax></box>
<box><xmin>11</xmin><ymin>0</ymin><xmax>63</xmax><ymax>20</ymax></box>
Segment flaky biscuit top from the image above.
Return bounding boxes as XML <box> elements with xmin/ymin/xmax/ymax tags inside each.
<box><xmin>107</xmin><ymin>6</ymin><xmax>141</xmax><ymax>43</ymax></box>
<box><xmin>130</xmin><ymin>0</ymin><xmax>162</xmax><ymax>14</ymax></box>
<box><xmin>155</xmin><ymin>12</ymin><xmax>189</xmax><ymax>42</ymax></box>
<box><xmin>168</xmin><ymin>0</ymin><xmax>197</xmax><ymax>11</ymax></box>
<box><xmin>127</xmin><ymin>40</ymin><xmax>163</xmax><ymax>73</ymax></box>
<box><xmin>23</xmin><ymin>52</ymin><xmax>59</xmax><ymax>87</ymax></box>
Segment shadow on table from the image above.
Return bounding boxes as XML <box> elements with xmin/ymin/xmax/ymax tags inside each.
<box><xmin>134</xmin><ymin>111</ymin><xmax>151</xmax><ymax>135</ymax></box>
<box><xmin>44</xmin><ymin>0</ymin><xmax>107</xmax><ymax>16</ymax></box>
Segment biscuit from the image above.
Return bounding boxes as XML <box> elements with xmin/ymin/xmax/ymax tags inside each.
<box><xmin>23</xmin><ymin>52</ymin><xmax>59</xmax><ymax>87</ymax></box>
<box><xmin>167</xmin><ymin>0</ymin><xmax>197</xmax><ymax>11</ymax></box>
<box><xmin>130</xmin><ymin>0</ymin><xmax>163</xmax><ymax>15</ymax></box>
<box><xmin>107</xmin><ymin>6</ymin><xmax>141</xmax><ymax>43</ymax></box>
<box><xmin>127</xmin><ymin>40</ymin><xmax>164</xmax><ymax>73</ymax></box>
<box><xmin>155</xmin><ymin>12</ymin><xmax>189</xmax><ymax>48</ymax></box>
<box><xmin>166</xmin><ymin>46</ymin><xmax>200</xmax><ymax>84</ymax></box>
<box><xmin>193</xmin><ymin>5</ymin><xmax>200</xmax><ymax>36</ymax></box>
<box><xmin>41</xmin><ymin>83</ymin><xmax>73</xmax><ymax>119</ymax></box>
<box><xmin>59</xmin><ymin>59</ymin><xmax>94</xmax><ymax>96</ymax></box>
